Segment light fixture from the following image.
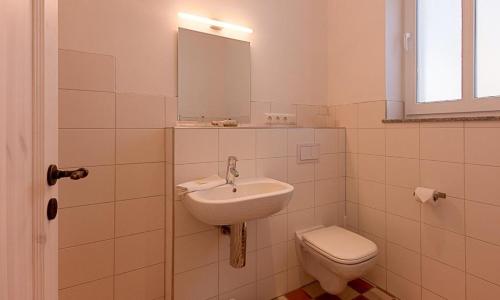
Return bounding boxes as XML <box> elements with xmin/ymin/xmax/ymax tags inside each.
<box><xmin>178</xmin><ymin>12</ymin><xmax>253</xmax><ymax>34</ymax></box>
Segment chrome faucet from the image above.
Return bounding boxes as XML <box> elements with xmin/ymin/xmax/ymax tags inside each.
<box><xmin>225</xmin><ymin>156</ymin><xmax>239</xmax><ymax>186</ymax></box>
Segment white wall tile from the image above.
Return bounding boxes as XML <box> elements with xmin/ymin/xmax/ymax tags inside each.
<box><xmin>115</xmin><ymin>196</ymin><xmax>165</xmax><ymax>237</ymax></box>
<box><xmin>257</xmin><ymin>272</ymin><xmax>287</xmax><ymax>300</ymax></box>
<box><xmin>315</xmin><ymin>179</ymin><xmax>339</xmax><ymax>206</ymax></box>
<box><xmin>421</xmin><ymin>256</ymin><xmax>465</xmax><ymax>300</ymax></box>
<box><xmin>174</xmin><ymin>201</ymin><xmax>212</xmax><ymax>237</ymax></box>
<box><xmin>256</xmin><ymin>129</ymin><xmax>287</xmax><ymax>158</ymax></box>
<box><xmin>115</xmin><ymin>230</ymin><xmax>165</xmax><ymax>274</ymax></box>
<box><xmin>315</xmin><ymin>128</ymin><xmax>338</xmax><ymax>154</ymax></box>
<box><xmin>256</xmin><ymin>157</ymin><xmax>287</xmax><ymax>182</ymax></box>
<box><xmin>116</xmin><ymin>93</ymin><xmax>166</xmax><ymax>129</ymax></box>
<box><xmin>287</xmin><ymin>128</ymin><xmax>314</xmax><ymax>156</ymax></box>
<box><xmin>174</xmin><ymin>129</ymin><xmax>218</xmax><ymax>164</ymax></box>
<box><xmin>174</xmin><ymin>230</ymin><xmax>219</xmax><ymax>274</ymax></box>
<box><xmin>386</xmin><ymin>185</ymin><xmax>420</xmax><ymax>221</ymax></box>
<box><xmin>59</xmin><ymin>90</ymin><xmax>115</xmax><ymax>129</ymax></box>
<box><xmin>116</xmin><ymin>129</ymin><xmax>165</xmax><ymax>164</ymax></box>
<box><xmin>114</xmin><ymin>264</ymin><xmax>164</xmax><ymax>300</ymax></box>
<box><xmin>386</xmin><ymin>157</ymin><xmax>419</xmax><ymax>188</ymax></box>
<box><xmin>219</xmin><ymin>252</ymin><xmax>257</xmax><ymax>293</ymax></box>
<box><xmin>257</xmin><ymin>242</ymin><xmax>287</xmax><ymax>279</ymax></box>
<box><xmin>287</xmin><ymin>158</ymin><xmax>315</xmax><ymax>184</ymax></box>
<box><xmin>387</xmin><ymin>214</ymin><xmax>420</xmax><ymax>252</ymax></box>
<box><xmin>173</xmin><ymin>263</ymin><xmax>218</xmax><ymax>300</ymax></box>
<box><xmin>465</xmin><ymin>128</ymin><xmax>500</xmax><ymax>166</ymax></box>
<box><xmin>358</xmin><ymin>129</ymin><xmax>385</xmax><ymax>155</ymax></box>
<box><xmin>465</xmin><ymin>164</ymin><xmax>500</xmax><ymax>206</ymax></box>
<box><xmin>467</xmin><ymin>237</ymin><xmax>500</xmax><ymax>285</ymax></box>
<box><xmin>174</xmin><ymin>162</ymin><xmax>219</xmax><ymax>186</ymax></box>
<box><xmin>387</xmin><ymin>243</ymin><xmax>421</xmax><ymax>284</ymax></box>
<box><xmin>316</xmin><ymin>154</ymin><xmax>338</xmax><ymax>180</ymax></box>
<box><xmin>387</xmin><ymin>271</ymin><xmax>422</xmax><ymax>300</ymax></box>
<box><xmin>116</xmin><ymin>162</ymin><xmax>165</xmax><ymax>200</ymax></box>
<box><xmin>358</xmin><ymin>154</ymin><xmax>385</xmax><ymax>183</ymax></box>
<box><xmin>467</xmin><ymin>274</ymin><xmax>500</xmax><ymax>299</ymax></box>
<box><xmin>386</xmin><ymin>128</ymin><xmax>419</xmax><ymax>159</ymax></box>
<box><xmin>421</xmin><ymin>224</ymin><xmax>465</xmax><ymax>270</ymax></box>
<box><xmin>219</xmin><ymin>129</ymin><xmax>256</xmax><ymax>161</ymax></box>
<box><xmin>59</xmin><ymin>277</ymin><xmax>113</xmax><ymax>300</ymax></box>
<box><xmin>287</xmin><ymin>208</ymin><xmax>315</xmax><ymax>240</ymax></box>
<box><xmin>420</xmin><ymin>128</ymin><xmax>464</xmax><ymax>163</ymax></box>
<box><xmin>422</xmin><ymin>196</ymin><xmax>465</xmax><ymax>234</ymax></box>
<box><xmin>59</xmin><ymin>129</ymin><xmax>115</xmax><ymax>168</ymax></box>
<box><xmin>257</xmin><ymin>214</ymin><xmax>287</xmax><ymax>249</ymax></box>
<box><xmin>288</xmin><ymin>181</ymin><xmax>315</xmax><ymax>212</ymax></box>
<box><xmin>359</xmin><ymin>180</ymin><xmax>386</xmax><ymax>211</ymax></box>
<box><xmin>420</xmin><ymin>160</ymin><xmax>464</xmax><ymax>199</ymax></box>
<box><xmin>466</xmin><ymin>200</ymin><xmax>500</xmax><ymax>246</ymax></box>
<box><xmin>358</xmin><ymin>206</ymin><xmax>386</xmax><ymax>238</ymax></box>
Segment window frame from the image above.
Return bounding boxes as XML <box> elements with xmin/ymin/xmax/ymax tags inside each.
<box><xmin>404</xmin><ymin>0</ymin><xmax>500</xmax><ymax>116</ymax></box>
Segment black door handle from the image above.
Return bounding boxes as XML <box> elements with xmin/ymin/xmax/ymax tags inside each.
<box><xmin>47</xmin><ymin>164</ymin><xmax>89</xmax><ymax>186</ymax></box>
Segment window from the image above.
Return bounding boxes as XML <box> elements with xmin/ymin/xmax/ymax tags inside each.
<box><xmin>404</xmin><ymin>0</ymin><xmax>500</xmax><ymax>115</ymax></box>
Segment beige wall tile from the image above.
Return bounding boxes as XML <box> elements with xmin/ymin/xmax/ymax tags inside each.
<box><xmin>220</xmin><ymin>283</ymin><xmax>257</xmax><ymax>300</ymax></box>
<box><xmin>467</xmin><ymin>274</ymin><xmax>500</xmax><ymax>299</ymax></box>
<box><xmin>420</xmin><ymin>160</ymin><xmax>464</xmax><ymax>199</ymax></box>
<box><xmin>386</xmin><ymin>185</ymin><xmax>420</xmax><ymax>221</ymax></box>
<box><xmin>288</xmin><ymin>181</ymin><xmax>315</xmax><ymax>212</ymax></box>
<box><xmin>422</xmin><ymin>196</ymin><xmax>465</xmax><ymax>234</ymax></box>
<box><xmin>421</xmin><ymin>256</ymin><xmax>465</xmax><ymax>300</ymax></box>
<box><xmin>335</xmin><ymin>104</ymin><xmax>358</xmax><ymax>128</ymax></box>
<box><xmin>287</xmin><ymin>158</ymin><xmax>315</xmax><ymax>184</ymax></box>
<box><xmin>358</xmin><ymin>101</ymin><xmax>386</xmax><ymax>128</ymax></box>
<box><xmin>219</xmin><ymin>252</ymin><xmax>257</xmax><ymax>293</ymax></box>
<box><xmin>116</xmin><ymin>196</ymin><xmax>164</xmax><ymax>237</ymax></box>
<box><xmin>219</xmin><ymin>129</ymin><xmax>256</xmax><ymax>161</ymax></box>
<box><xmin>114</xmin><ymin>264</ymin><xmax>164</xmax><ymax>300</ymax></box>
<box><xmin>174</xmin><ymin>201</ymin><xmax>212</xmax><ymax>237</ymax></box>
<box><xmin>59</xmin><ymin>49</ymin><xmax>115</xmax><ymax>92</ymax></box>
<box><xmin>59</xmin><ymin>90</ymin><xmax>115</xmax><ymax>129</ymax></box>
<box><xmin>420</xmin><ymin>128</ymin><xmax>464</xmax><ymax>163</ymax></box>
<box><xmin>255</xmin><ymin>157</ymin><xmax>287</xmax><ymax>182</ymax></box>
<box><xmin>466</xmin><ymin>201</ymin><xmax>500</xmax><ymax>246</ymax></box>
<box><xmin>174</xmin><ymin>129</ymin><xmax>218</xmax><ymax>164</ymax></box>
<box><xmin>59</xmin><ymin>165</ymin><xmax>115</xmax><ymax>208</ymax></box>
<box><xmin>421</xmin><ymin>224</ymin><xmax>465</xmax><ymax>270</ymax></box>
<box><xmin>315</xmin><ymin>203</ymin><xmax>341</xmax><ymax>227</ymax></box>
<box><xmin>256</xmin><ymin>242</ymin><xmax>287</xmax><ymax>280</ymax></box>
<box><xmin>315</xmin><ymin>128</ymin><xmax>339</xmax><ymax>154</ymax></box>
<box><xmin>316</xmin><ymin>154</ymin><xmax>339</xmax><ymax>180</ymax></box>
<box><xmin>346</xmin><ymin>153</ymin><xmax>359</xmax><ymax>178</ymax></box>
<box><xmin>358</xmin><ymin>129</ymin><xmax>386</xmax><ymax>156</ymax></box>
<box><xmin>364</xmin><ymin>266</ymin><xmax>387</xmax><ymax>289</ymax></box>
<box><xmin>257</xmin><ymin>272</ymin><xmax>287</xmax><ymax>300</ymax></box>
<box><xmin>387</xmin><ymin>214</ymin><xmax>420</xmax><ymax>252</ymax></box>
<box><xmin>116</xmin><ymin>162</ymin><xmax>165</xmax><ymax>200</ymax></box>
<box><xmin>386</xmin><ymin>157</ymin><xmax>419</xmax><ymax>188</ymax></box>
<box><xmin>116</xmin><ymin>93</ymin><xmax>166</xmax><ymax>129</ymax></box>
<box><xmin>386</xmin><ymin>128</ymin><xmax>419</xmax><ymax>159</ymax></box>
<box><xmin>59</xmin><ymin>203</ymin><xmax>114</xmax><ymax>248</ymax></box>
<box><xmin>315</xmin><ymin>179</ymin><xmax>339</xmax><ymax>206</ymax></box>
<box><xmin>358</xmin><ymin>154</ymin><xmax>385</xmax><ymax>183</ymax></box>
<box><xmin>387</xmin><ymin>271</ymin><xmax>422</xmax><ymax>300</ymax></box>
<box><xmin>174</xmin><ymin>162</ymin><xmax>219</xmax><ymax>186</ymax></box>
<box><xmin>173</xmin><ymin>263</ymin><xmax>218</xmax><ymax>300</ymax></box>
<box><xmin>358</xmin><ymin>206</ymin><xmax>386</xmax><ymax>238</ymax></box>
<box><xmin>174</xmin><ymin>230</ymin><xmax>218</xmax><ymax>274</ymax></box>
<box><xmin>59</xmin><ymin>240</ymin><xmax>114</xmax><ymax>289</ymax></box>
<box><xmin>256</xmin><ymin>129</ymin><xmax>287</xmax><ymax>159</ymax></box>
<box><xmin>286</xmin><ymin>208</ymin><xmax>315</xmax><ymax>240</ymax></box>
<box><xmin>257</xmin><ymin>214</ymin><xmax>287</xmax><ymax>249</ymax></box>
<box><xmin>59</xmin><ymin>277</ymin><xmax>113</xmax><ymax>300</ymax></box>
<box><xmin>287</xmin><ymin>265</ymin><xmax>314</xmax><ymax>291</ymax></box>
<box><xmin>422</xmin><ymin>289</ymin><xmax>446</xmax><ymax>300</ymax></box>
<box><xmin>287</xmin><ymin>128</ymin><xmax>315</xmax><ymax>157</ymax></box>
<box><xmin>346</xmin><ymin>177</ymin><xmax>359</xmax><ymax>203</ymax></box>
<box><xmin>117</xmin><ymin>129</ymin><xmax>165</xmax><ymax>164</ymax></box>
<box><xmin>465</xmin><ymin>164</ymin><xmax>500</xmax><ymax>206</ymax></box>
<box><xmin>466</xmin><ymin>128</ymin><xmax>500</xmax><ymax>166</ymax></box>
<box><xmin>387</xmin><ymin>243</ymin><xmax>421</xmax><ymax>284</ymax></box>
<box><xmin>115</xmin><ymin>230</ymin><xmax>165</xmax><ymax>274</ymax></box>
<box><xmin>345</xmin><ymin>129</ymin><xmax>358</xmax><ymax>154</ymax></box>
<box><xmin>467</xmin><ymin>237</ymin><xmax>500</xmax><ymax>285</ymax></box>
<box><xmin>59</xmin><ymin>129</ymin><xmax>115</xmax><ymax>168</ymax></box>
<box><xmin>359</xmin><ymin>180</ymin><xmax>386</xmax><ymax>211</ymax></box>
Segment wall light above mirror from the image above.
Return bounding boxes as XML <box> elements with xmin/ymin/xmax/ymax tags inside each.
<box><xmin>177</xmin><ymin>27</ymin><xmax>251</xmax><ymax>123</ymax></box>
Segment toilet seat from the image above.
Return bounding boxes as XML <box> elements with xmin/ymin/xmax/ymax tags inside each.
<box><xmin>302</xmin><ymin>226</ymin><xmax>377</xmax><ymax>265</ymax></box>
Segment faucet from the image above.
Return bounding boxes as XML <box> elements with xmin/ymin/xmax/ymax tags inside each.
<box><xmin>225</xmin><ymin>156</ymin><xmax>239</xmax><ymax>187</ymax></box>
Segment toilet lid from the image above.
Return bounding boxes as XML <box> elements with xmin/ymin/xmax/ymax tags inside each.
<box><xmin>302</xmin><ymin>226</ymin><xmax>378</xmax><ymax>265</ymax></box>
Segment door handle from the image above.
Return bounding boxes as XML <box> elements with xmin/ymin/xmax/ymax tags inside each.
<box><xmin>47</xmin><ymin>164</ymin><xmax>89</xmax><ymax>186</ymax></box>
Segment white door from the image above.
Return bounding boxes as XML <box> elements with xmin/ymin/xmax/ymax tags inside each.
<box><xmin>0</xmin><ymin>0</ymin><xmax>58</xmax><ymax>299</ymax></box>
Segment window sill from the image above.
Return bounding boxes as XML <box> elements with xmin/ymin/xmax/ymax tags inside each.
<box><xmin>382</xmin><ymin>116</ymin><xmax>500</xmax><ymax>124</ymax></box>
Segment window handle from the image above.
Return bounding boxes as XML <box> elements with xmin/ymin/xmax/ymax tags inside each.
<box><xmin>404</xmin><ymin>32</ymin><xmax>412</xmax><ymax>51</ymax></box>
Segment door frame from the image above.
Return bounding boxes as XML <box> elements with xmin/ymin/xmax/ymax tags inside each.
<box><xmin>32</xmin><ymin>0</ymin><xmax>58</xmax><ymax>298</ymax></box>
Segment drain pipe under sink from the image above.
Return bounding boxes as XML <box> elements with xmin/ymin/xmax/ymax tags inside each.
<box><xmin>221</xmin><ymin>223</ymin><xmax>247</xmax><ymax>268</ymax></box>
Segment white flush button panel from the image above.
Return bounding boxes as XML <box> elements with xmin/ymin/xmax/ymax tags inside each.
<box><xmin>298</xmin><ymin>144</ymin><xmax>320</xmax><ymax>163</ymax></box>
<box><xmin>265</xmin><ymin>113</ymin><xmax>297</xmax><ymax>125</ymax></box>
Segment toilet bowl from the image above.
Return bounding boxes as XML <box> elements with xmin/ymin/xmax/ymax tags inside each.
<box><xmin>295</xmin><ymin>225</ymin><xmax>378</xmax><ymax>295</ymax></box>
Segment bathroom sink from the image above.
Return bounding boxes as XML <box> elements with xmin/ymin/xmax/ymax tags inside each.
<box><xmin>182</xmin><ymin>177</ymin><xmax>294</xmax><ymax>225</ymax></box>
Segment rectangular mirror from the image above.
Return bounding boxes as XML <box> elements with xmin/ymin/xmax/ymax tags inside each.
<box><xmin>178</xmin><ymin>28</ymin><xmax>251</xmax><ymax>123</ymax></box>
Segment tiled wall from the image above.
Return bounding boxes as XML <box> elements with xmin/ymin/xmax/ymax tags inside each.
<box><xmin>58</xmin><ymin>49</ymin><xmax>170</xmax><ymax>300</ymax></box>
<box><xmin>336</xmin><ymin>100</ymin><xmax>500</xmax><ymax>300</ymax></box>
<box><xmin>171</xmin><ymin>127</ymin><xmax>346</xmax><ymax>299</ymax></box>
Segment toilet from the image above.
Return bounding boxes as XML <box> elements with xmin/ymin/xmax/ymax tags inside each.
<box><xmin>295</xmin><ymin>225</ymin><xmax>378</xmax><ymax>295</ymax></box>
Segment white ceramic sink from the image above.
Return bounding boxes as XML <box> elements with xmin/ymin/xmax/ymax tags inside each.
<box><xmin>182</xmin><ymin>177</ymin><xmax>294</xmax><ymax>225</ymax></box>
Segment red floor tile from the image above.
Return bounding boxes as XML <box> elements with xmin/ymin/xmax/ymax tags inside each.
<box><xmin>348</xmin><ymin>278</ymin><xmax>373</xmax><ymax>294</ymax></box>
<box><xmin>285</xmin><ymin>289</ymin><xmax>312</xmax><ymax>300</ymax></box>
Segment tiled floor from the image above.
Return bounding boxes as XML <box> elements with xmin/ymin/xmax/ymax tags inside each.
<box><xmin>276</xmin><ymin>279</ymin><xmax>397</xmax><ymax>300</ymax></box>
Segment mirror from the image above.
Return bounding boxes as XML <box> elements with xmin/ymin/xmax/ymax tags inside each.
<box><xmin>178</xmin><ymin>28</ymin><xmax>251</xmax><ymax>123</ymax></box>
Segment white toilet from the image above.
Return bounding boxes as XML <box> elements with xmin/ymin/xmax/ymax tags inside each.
<box><xmin>295</xmin><ymin>225</ymin><xmax>378</xmax><ymax>295</ymax></box>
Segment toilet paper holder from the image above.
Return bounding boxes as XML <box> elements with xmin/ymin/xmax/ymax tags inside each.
<box><xmin>413</xmin><ymin>190</ymin><xmax>447</xmax><ymax>202</ymax></box>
